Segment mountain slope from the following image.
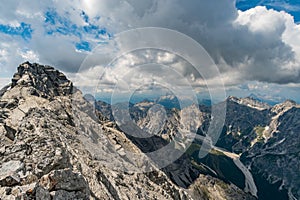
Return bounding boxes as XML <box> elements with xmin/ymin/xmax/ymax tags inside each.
<box><xmin>0</xmin><ymin>62</ymin><xmax>190</xmax><ymax>199</ymax></box>
<box><xmin>0</xmin><ymin>62</ymin><xmax>254</xmax><ymax>200</ymax></box>
<box><xmin>242</xmin><ymin>101</ymin><xmax>300</xmax><ymax>199</ymax></box>
<box><xmin>112</xmin><ymin>94</ymin><xmax>299</xmax><ymax>200</ymax></box>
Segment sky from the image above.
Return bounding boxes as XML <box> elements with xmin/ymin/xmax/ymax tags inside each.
<box><xmin>0</xmin><ymin>0</ymin><xmax>300</xmax><ymax>103</ymax></box>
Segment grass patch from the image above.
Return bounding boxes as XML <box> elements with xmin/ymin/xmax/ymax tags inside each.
<box><xmin>254</xmin><ymin>126</ymin><xmax>265</xmax><ymax>142</ymax></box>
<box><xmin>217</xmin><ymin>180</ymin><xmax>229</xmax><ymax>190</ymax></box>
<box><xmin>191</xmin><ymin>160</ymin><xmax>207</xmax><ymax>171</ymax></box>
<box><xmin>186</xmin><ymin>143</ymin><xmax>201</xmax><ymax>156</ymax></box>
<box><xmin>209</xmin><ymin>149</ymin><xmax>225</xmax><ymax>156</ymax></box>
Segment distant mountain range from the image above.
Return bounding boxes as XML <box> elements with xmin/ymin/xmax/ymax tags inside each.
<box><xmin>93</xmin><ymin>93</ymin><xmax>299</xmax><ymax>200</ymax></box>
<box><xmin>95</xmin><ymin>91</ymin><xmax>288</xmax><ymax>109</ymax></box>
<box><xmin>0</xmin><ymin>62</ymin><xmax>299</xmax><ymax>200</ymax></box>
<box><xmin>247</xmin><ymin>93</ymin><xmax>286</xmax><ymax>106</ymax></box>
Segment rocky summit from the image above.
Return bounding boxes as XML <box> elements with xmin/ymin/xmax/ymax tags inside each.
<box><xmin>0</xmin><ymin>62</ymin><xmax>255</xmax><ymax>200</ymax></box>
<box><xmin>10</xmin><ymin>61</ymin><xmax>73</xmax><ymax>99</ymax></box>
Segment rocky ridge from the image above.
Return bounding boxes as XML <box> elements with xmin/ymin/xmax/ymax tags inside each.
<box><xmin>0</xmin><ymin>62</ymin><xmax>190</xmax><ymax>199</ymax></box>
<box><xmin>112</xmin><ymin>93</ymin><xmax>300</xmax><ymax>199</ymax></box>
<box><xmin>0</xmin><ymin>62</ymin><xmax>254</xmax><ymax>200</ymax></box>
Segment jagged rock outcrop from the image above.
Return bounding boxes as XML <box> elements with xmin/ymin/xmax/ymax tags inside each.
<box><xmin>219</xmin><ymin>97</ymin><xmax>272</xmax><ymax>153</ymax></box>
<box><xmin>0</xmin><ymin>62</ymin><xmax>192</xmax><ymax>199</ymax></box>
<box><xmin>189</xmin><ymin>175</ymin><xmax>255</xmax><ymax>200</ymax></box>
<box><xmin>243</xmin><ymin>101</ymin><xmax>300</xmax><ymax>199</ymax></box>
<box><xmin>0</xmin><ymin>62</ymin><xmax>256</xmax><ymax>200</ymax></box>
<box><xmin>11</xmin><ymin>61</ymin><xmax>73</xmax><ymax>99</ymax></box>
<box><xmin>121</xmin><ymin>94</ymin><xmax>300</xmax><ymax>199</ymax></box>
<box><xmin>227</xmin><ymin>96</ymin><xmax>271</xmax><ymax>111</ymax></box>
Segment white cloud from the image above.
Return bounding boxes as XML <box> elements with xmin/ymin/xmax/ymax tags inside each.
<box><xmin>234</xmin><ymin>6</ymin><xmax>300</xmax><ymax>84</ymax></box>
<box><xmin>0</xmin><ymin>78</ymin><xmax>10</xmax><ymax>88</ymax></box>
<box><xmin>235</xmin><ymin>7</ymin><xmax>287</xmax><ymax>34</ymax></box>
<box><xmin>0</xmin><ymin>0</ymin><xmax>300</xmax><ymax>99</ymax></box>
<box><xmin>69</xmin><ymin>49</ymin><xmax>200</xmax><ymax>95</ymax></box>
<box><xmin>18</xmin><ymin>49</ymin><xmax>39</xmax><ymax>62</ymax></box>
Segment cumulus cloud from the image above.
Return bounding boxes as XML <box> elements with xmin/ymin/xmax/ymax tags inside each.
<box><xmin>0</xmin><ymin>0</ymin><xmax>300</xmax><ymax>99</ymax></box>
<box><xmin>69</xmin><ymin>49</ymin><xmax>204</xmax><ymax>96</ymax></box>
<box><xmin>235</xmin><ymin>6</ymin><xmax>300</xmax><ymax>84</ymax></box>
<box><xmin>73</xmin><ymin>0</ymin><xmax>300</xmax><ymax>87</ymax></box>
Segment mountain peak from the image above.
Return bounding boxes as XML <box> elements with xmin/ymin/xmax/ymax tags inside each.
<box><xmin>10</xmin><ymin>62</ymin><xmax>73</xmax><ymax>99</ymax></box>
<box><xmin>282</xmin><ymin>99</ymin><xmax>296</xmax><ymax>105</ymax></box>
<box><xmin>227</xmin><ymin>95</ymin><xmax>271</xmax><ymax>110</ymax></box>
<box><xmin>271</xmin><ymin>99</ymin><xmax>297</xmax><ymax>114</ymax></box>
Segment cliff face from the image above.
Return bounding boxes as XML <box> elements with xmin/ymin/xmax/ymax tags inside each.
<box><xmin>0</xmin><ymin>62</ymin><xmax>189</xmax><ymax>200</ymax></box>
<box><xmin>0</xmin><ymin>62</ymin><xmax>253</xmax><ymax>200</ymax></box>
<box><xmin>99</xmin><ymin>91</ymin><xmax>299</xmax><ymax>199</ymax></box>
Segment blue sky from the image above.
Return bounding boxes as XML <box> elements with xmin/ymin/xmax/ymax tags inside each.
<box><xmin>236</xmin><ymin>0</ymin><xmax>300</xmax><ymax>22</ymax></box>
<box><xmin>0</xmin><ymin>0</ymin><xmax>300</xmax><ymax>103</ymax></box>
<box><xmin>0</xmin><ymin>7</ymin><xmax>111</xmax><ymax>52</ymax></box>
<box><xmin>0</xmin><ymin>22</ymin><xmax>33</xmax><ymax>41</ymax></box>
<box><xmin>43</xmin><ymin>8</ymin><xmax>111</xmax><ymax>51</ymax></box>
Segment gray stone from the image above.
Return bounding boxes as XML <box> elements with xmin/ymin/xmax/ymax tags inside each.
<box><xmin>36</xmin><ymin>186</ymin><xmax>51</xmax><ymax>200</ymax></box>
<box><xmin>50</xmin><ymin>190</ymin><xmax>88</xmax><ymax>200</ymax></box>
<box><xmin>0</xmin><ymin>160</ymin><xmax>23</xmax><ymax>187</ymax></box>
<box><xmin>39</xmin><ymin>169</ymin><xmax>89</xmax><ymax>192</ymax></box>
<box><xmin>4</xmin><ymin>125</ymin><xmax>17</xmax><ymax>141</ymax></box>
<box><xmin>0</xmin><ymin>62</ymin><xmax>269</xmax><ymax>200</ymax></box>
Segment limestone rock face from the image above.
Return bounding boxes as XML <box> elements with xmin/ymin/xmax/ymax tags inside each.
<box><xmin>189</xmin><ymin>175</ymin><xmax>255</xmax><ymax>200</ymax></box>
<box><xmin>35</xmin><ymin>169</ymin><xmax>90</xmax><ymax>200</ymax></box>
<box><xmin>11</xmin><ymin>61</ymin><xmax>73</xmax><ymax>99</ymax></box>
<box><xmin>0</xmin><ymin>160</ymin><xmax>23</xmax><ymax>187</ymax></box>
<box><xmin>0</xmin><ymin>62</ymin><xmax>254</xmax><ymax>200</ymax></box>
<box><xmin>0</xmin><ymin>62</ymin><xmax>191</xmax><ymax>200</ymax></box>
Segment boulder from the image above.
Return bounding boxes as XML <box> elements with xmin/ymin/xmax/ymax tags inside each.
<box><xmin>0</xmin><ymin>160</ymin><xmax>23</xmax><ymax>187</ymax></box>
